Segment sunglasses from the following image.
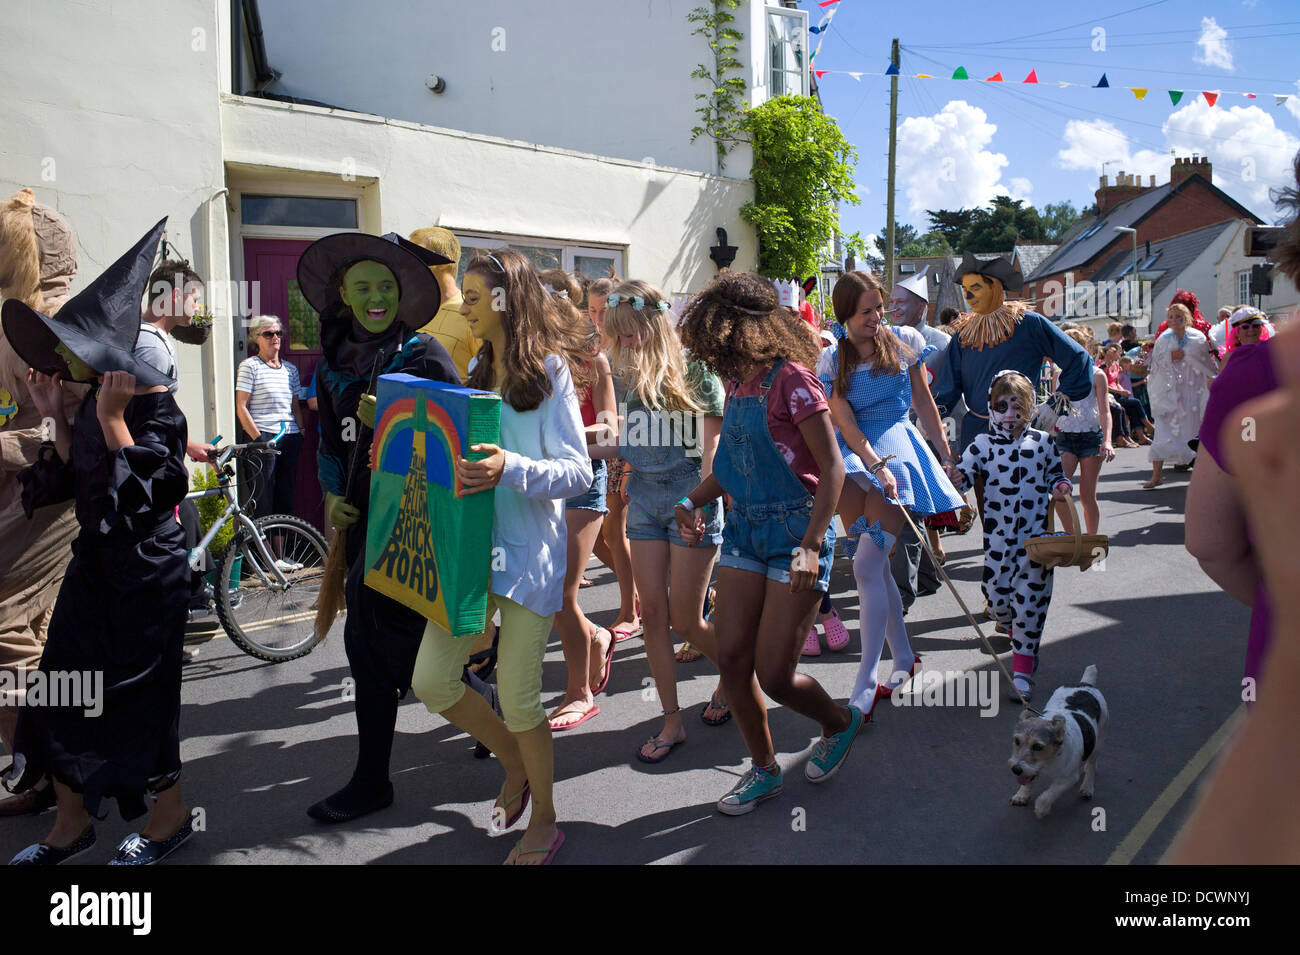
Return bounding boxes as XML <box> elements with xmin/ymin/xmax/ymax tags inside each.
<box><xmin>1234</xmin><ymin>320</ymin><xmax>1264</xmax><ymax>331</ymax></box>
<box><xmin>260</xmin><ymin>330</ymin><xmax>283</xmax><ymax>339</ymax></box>
<box><xmin>990</xmin><ymin>399</ymin><xmax>1019</xmax><ymax>414</ymax></box>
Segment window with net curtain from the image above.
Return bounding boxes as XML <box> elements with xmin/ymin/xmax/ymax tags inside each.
<box><xmin>454</xmin><ymin>235</ymin><xmax>623</xmax><ymax>286</ymax></box>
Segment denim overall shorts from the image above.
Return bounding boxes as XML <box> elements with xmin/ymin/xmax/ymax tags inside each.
<box><xmin>620</xmin><ymin>401</ymin><xmax>722</xmax><ymax>547</ymax></box>
<box><xmin>713</xmin><ymin>360</ymin><xmax>834</xmax><ymax>592</ymax></box>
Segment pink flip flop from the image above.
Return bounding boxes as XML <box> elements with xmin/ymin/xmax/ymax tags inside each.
<box><xmin>548</xmin><ymin>702</ymin><xmax>600</xmax><ymax>732</ymax></box>
<box><xmin>494</xmin><ymin>781</ymin><xmax>531</xmax><ymax>830</ymax></box>
<box><xmin>590</xmin><ymin>630</ymin><xmax>616</xmax><ymax>695</ymax></box>
<box><xmin>506</xmin><ymin>827</ymin><xmax>565</xmax><ymax>865</ymax></box>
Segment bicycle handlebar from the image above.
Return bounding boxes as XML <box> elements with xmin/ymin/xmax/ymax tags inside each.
<box><xmin>210</xmin><ymin>422</ymin><xmax>290</xmax><ymax>469</ymax></box>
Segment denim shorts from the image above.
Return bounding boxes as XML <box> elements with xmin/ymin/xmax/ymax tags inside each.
<box><xmin>565</xmin><ymin>458</ymin><xmax>608</xmax><ymax>514</ymax></box>
<box><xmin>720</xmin><ymin>502</ymin><xmax>835</xmax><ymax>593</ymax></box>
<box><xmin>625</xmin><ymin>465</ymin><xmax>721</xmax><ymax>547</ymax></box>
<box><xmin>1055</xmin><ymin>429</ymin><xmax>1103</xmax><ymax>459</ymax></box>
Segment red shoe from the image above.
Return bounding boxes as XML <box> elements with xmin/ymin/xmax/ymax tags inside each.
<box><xmin>877</xmin><ymin>653</ymin><xmax>922</xmax><ymax>699</ymax></box>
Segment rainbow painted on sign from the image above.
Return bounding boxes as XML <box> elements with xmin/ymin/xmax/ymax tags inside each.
<box><xmin>364</xmin><ymin>374</ymin><xmax>501</xmax><ymax>636</ymax></box>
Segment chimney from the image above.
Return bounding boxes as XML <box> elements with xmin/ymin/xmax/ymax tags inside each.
<box><xmin>1171</xmin><ymin>155</ymin><xmax>1213</xmax><ymax>188</ymax></box>
<box><xmin>1095</xmin><ymin>169</ymin><xmax>1157</xmax><ymax>216</ymax></box>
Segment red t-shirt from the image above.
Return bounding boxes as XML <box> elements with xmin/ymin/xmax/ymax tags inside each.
<box><xmin>729</xmin><ymin>361</ymin><xmax>829</xmax><ymax>492</ymax></box>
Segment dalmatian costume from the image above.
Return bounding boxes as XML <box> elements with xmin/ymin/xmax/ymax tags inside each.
<box><xmin>953</xmin><ymin>371</ymin><xmax>1071</xmax><ymax>699</ymax></box>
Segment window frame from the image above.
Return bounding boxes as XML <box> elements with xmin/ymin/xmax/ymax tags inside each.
<box><xmin>453</xmin><ymin>231</ymin><xmax>626</xmax><ymax>286</ymax></box>
<box><xmin>766</xmin><ymin>6</ymin><xmax>809</xmax><ymax>99</ymax></box>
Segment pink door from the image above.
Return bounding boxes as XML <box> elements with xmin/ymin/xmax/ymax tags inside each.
<box><xmin>242</xmin><ymin>238</ymin><xmax>323</xmax><ymax>531</ymax></box>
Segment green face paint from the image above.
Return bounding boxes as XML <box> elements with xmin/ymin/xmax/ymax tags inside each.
<box><xmin>339</xmin><ymin>260</ymin><xmax>400</xmax><ymax>333</ymax></box>
<box><xmin>54</xmin><ymin>341</ymin><xmax>97</xmax><ymax>382</ymax></box>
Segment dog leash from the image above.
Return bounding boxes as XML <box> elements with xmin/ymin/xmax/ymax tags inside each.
<box><xmin>876</xmin><ymin>461</ymin><xmax>1042</xmax><ymax>715</ymax></box>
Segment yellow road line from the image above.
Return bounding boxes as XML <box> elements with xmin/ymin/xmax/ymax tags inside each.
<box><xmin>1106</xmin><ymin>704</ymin><xmax>1245</xmax><ymax>865</ymax></box>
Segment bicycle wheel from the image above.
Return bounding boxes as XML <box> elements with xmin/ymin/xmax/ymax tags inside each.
<box><xmin>215</xmin><ymin>513</ymin><xmax>330</xmax><ymax>662</ymax></box>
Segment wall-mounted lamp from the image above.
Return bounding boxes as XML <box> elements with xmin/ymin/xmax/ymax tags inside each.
<box><xmin>709</xmin><ymin>227</ymin><xmax>737</xmax><ymax>271</ymax></box>
<box><xmin>426</xmin><ymin>74</ymin><xmax>447</xmax><ymax>94</ymax></box>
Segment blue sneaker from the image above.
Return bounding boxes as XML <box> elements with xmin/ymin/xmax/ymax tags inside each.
<box><xmin>805</xmin><ymin>705</ymin><xmax>864</xmax><ymax>783</ymax></box>
<box><xmin>716</xmin><ymin>763</ymin><xmax>783</xmax><ymax>816</ymax></box>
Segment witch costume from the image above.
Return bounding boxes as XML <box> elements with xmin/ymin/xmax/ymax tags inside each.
<box><xmin>1</xmin><ymin>219</ymin><xmax>190</xmax><ymax>823</ymax></box>
<box><xmin>301</xmin><ymin>232</ymin><xmax>485</xmax><ymax>823</ymax></box>
<box><xmin>932</xmin><ymin>253</ymin><xmax>1094</xmax><ymax>449</ymax></box>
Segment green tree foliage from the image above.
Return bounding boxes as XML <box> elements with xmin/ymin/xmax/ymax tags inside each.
<box><xmin>877</xmin><ymin>223</ymin><xmax>951</xmax><ymax>258</ymax></box>
<box><xmin>918</xmin><ymin>198</ymin><xmax>1088</xmax><ymax>252</ymax></box>
<box><xmin>741</xmin><ymin>95</ymin><xmax>861</xmax><ymax>278</ymax></box>
<box><xmin>689</xmin><ymin>0</ymin><xmax>747</xmax><ymax>172</ymax></box>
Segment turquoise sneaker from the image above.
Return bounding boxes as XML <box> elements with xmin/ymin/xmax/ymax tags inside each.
<box><xmin>804</xmin><ymin>705</ymin><xmax>864</xmax><ymax>783</ymax></box>
<box><xmin>716</xmin><ymin>762</ymin><xmax>783</xmax><ymax>816</ymax></box>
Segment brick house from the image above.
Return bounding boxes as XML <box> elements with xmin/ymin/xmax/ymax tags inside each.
<box><xmin>1024</xmin><ymin>156</ymin><xmax>1263</xmax><ymax>331</ymax></box>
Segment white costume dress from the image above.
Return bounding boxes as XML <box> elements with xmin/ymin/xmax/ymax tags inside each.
<box><xmin>1146</xmin><ymin>328</ymin><xmax>1216</xmax><ymax>466</ymax></box>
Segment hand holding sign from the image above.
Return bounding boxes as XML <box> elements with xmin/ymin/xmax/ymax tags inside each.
<box><xmin>457</xmin><ymin>443</ymin><xmax>505</xmax><ymax>495</ymax></box>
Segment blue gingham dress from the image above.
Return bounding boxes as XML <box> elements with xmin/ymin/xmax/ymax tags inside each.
<box><xmin>818</xmin><ymin>324</ymin><xmax>965</xmax><ymax>515</ymax></box>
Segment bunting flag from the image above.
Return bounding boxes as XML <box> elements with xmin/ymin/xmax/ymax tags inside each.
<box><xmin>1094</xmin><ymin>73</ymin><xmax>1109</xmax><ymax>88</ymax></box>
<box><xmin>986</xmin><ymin>71</ymin><xmax>1003</xmax><ymax>81</ymax></box>
<box><xmin>1169</xmin><ymin>90</ymin><xmax>1184</xmax><ymax>104</ymax></box>
<box><xmin>917</xmin><ymin>73</ymin><xmax>934</xmax><ymax>78</ymax></box>
<box><xmin>1278</xmin><ymin>94</ymin><xmax>1291</xmax><ymax>106</ymax></box>
<box><xmin>815</xmin><ymin>69</ymin><xmax>828</xmax><ymax>78</ymax></box>
<box><xmin>1023</xmin><ymin>69</ymin><xmax>1038</xmax><ymax>83</ymax></box>
<box><xmin>847</xmin><ymin>72</ymin><xmax>863</xmax><ymax>80</ymax></box>
<box><xmin>952</xmin><ymin>66</ymin><xmax>969</xmax><ymax>79</ymax></box>
<box><xmin>1131</xmin><ymin>88</ymin><xmax>1148</xmax><ymax>100</ymax></box>
<box><xmin>1203</xmin><ymin>91</ymin><xmax>1219</xmax><ymax>107</ymax></box>
<box><xmin>1245</xmin><ymin>93</ymin><xmax>1256</xmax><ymax>99</ymax></box>
<box><xmin>818</xmin><ymin>0</ymin><xmax>840</xmax><ymax>5</ymax></box>
<box><xmin>885</xmin><ymin>62</ymin><xmax>899</xmax><ymax>75</ymax></box>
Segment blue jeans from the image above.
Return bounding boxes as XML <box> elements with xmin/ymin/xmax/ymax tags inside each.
<box><xmin>626</xmin><ymin>465</ymin><xmax>721</xmax><ymax>547</ymax></box>
<box><xmin>720</xmin><ymin>501</ymin><xmax>835</xmax><ymax>593</ymax></box>
<box><xmin>1055</xmin><ymin>429</ymin><xmax>1103</xmax><ymax>459</ymax></box>
<box><xmin>565</xmin><ymin>458</ymin><xmax>608</xmax><ymax>514</ymax></box>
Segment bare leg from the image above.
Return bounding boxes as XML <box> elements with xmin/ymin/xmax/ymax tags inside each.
<box><xmin>1054</xmin><ymin>451</ymin><xmax>1080</xmax><ymax>532</ymax></box>
<box><xmin>42</xmin><ymin>780</ymin><xmax>92</xmax><ymax>847</ymax></box>
<box><xmin>713</xmin><ymin>566</ymin><xmax>772</xmax><ymax>765</ymax></box>
<box><xmin>631</xmin><ymin>540</ymin><xmax>684</xmax><ymax>760</ymax></box>
<box><xmin>503</xmin><ymin>721</ymin><xmax>558</xmax><ymax>864</ymax></box>
<box><xmin>550</xmin><ymin>509</ymin><xmax>606</xmax><ymax>728</ymax></box>
<box><xmin>141</xmin><ymin>783</ymin><xmax>189</xmax><ymax>841</ymax></box>
<box><xmin>601</xmin><ymin>494</ymin><xmax>639</xmax><ymax>632</ymax></box>
<box><xmin>1145</xmin><ymin>460</ymin><xmax>1164</xmax><ymax>488</ymax></box>
<box><xmin>1076</xmin><ymin>455</ymin><xmax>1103</xmax><ymax>535</ymax></box>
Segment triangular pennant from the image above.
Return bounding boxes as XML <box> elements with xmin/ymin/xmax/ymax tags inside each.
<box><xmin>1094</xmin><ymin>73</ymin><xmax>1109</xmax><ymax>88</ymax></box>
<box><xmin>1131</xmin><ymin>88</ymin><xmax>1148</xmax><ymax>100</ymax></box>
<box><xmin>1056</xmin><ymin>81</ymin><xmax>1072</xmax><ymax>88</ymax></box>
<box><xmin>815</xmin><ymin>70</ymin><xmax>828</xmax><ymax>78</ymax></box>
<box><xmin>809</xmin><ymin>24</ymin><xmax>822</xmax><ymax>34</ymax></box>
<box><xmin>986</xmin><ymin>72</ymin><xmax>1004</xmax><ymax>82</ymax></box>
<box><xmin>848</xmin><ymin>72</ymin><xmax>863</xmax><ymax>80</ymax></box>
<box><xmin>952</xmin><ymin>66</ymin><xmax>969</xmax><ymax>80</ymax></box>
<box><xmin>1244</xmin><ymin>93</ymin><xmax>1256</xmax><ymax>99</ymax></box>
<box><xmin>916</xmin><ymin>73</ymin><xmax>934</xmax><ymax>79</ymax></box>
<box><xmin>1277</xmin><ymin>94</ymin><xmax>1290</xmax><ymax>106</ymax></box>
<box><xmin>885</xmin><ymin>62</ymin><xmax>899</xmax><ymax>75</ymax></box>
<box><xmin>1203</xmin><ymin>91</ymin><xmax>1219</xmax><ymax>107</ymax></box>
<box><xmin>1023</xmin><ymin>69</ymin><xmax>1039</xmax><ymax>83</ymax></box>
<box><xmin>1169</xmin><ymin>90</ymin><xmax>1184</xmax><ymax>105</ymax></box>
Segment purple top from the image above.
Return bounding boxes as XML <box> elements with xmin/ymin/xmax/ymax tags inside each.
<box><xmin>1198</xmin><ymin>341</ymin><xmax>1278</xmax><ymax>691</ymax></box>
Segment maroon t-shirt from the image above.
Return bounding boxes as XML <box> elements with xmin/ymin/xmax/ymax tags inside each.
<box><xmin>729</xmin><ymin>361</ymin><xmax>829</xmax><ymax>493</ymax></box>
<box><xmin>1198</xmin><ymin>341</ymin><xmax>1278</xmax><ymax>693</ymax></box>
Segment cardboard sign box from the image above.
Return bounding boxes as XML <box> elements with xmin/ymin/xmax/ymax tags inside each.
<box><xmin>364</xmin><ymin>373</ymin><xmax>500</xmax><ymax>636</ymax></box>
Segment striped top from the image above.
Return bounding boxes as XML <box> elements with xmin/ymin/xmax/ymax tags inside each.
<box><xmin>236</xmin><ymin>357</ymin><xmax>301</xmax><ymax>434</ymax></box>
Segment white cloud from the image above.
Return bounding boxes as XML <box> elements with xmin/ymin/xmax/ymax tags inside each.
<box><xmin>1056</xmin><ymin>103</ymin><xmax>1300</xmax><ymax>218</ymax></box>
<box><xmin>896</xmin><ymin>100</ymin><xmax>1012</xmax><ymax>219</ymax></box>
<box><xmin>1285</xmin><ymin>80</ymin><xmax>1300</xmax><ymax>126</ymax></box>
<box><xmin>1195</xmin><ymin>16</ymin><xmax>1233</xmax><ymax>72</ymax></box>
<box><xmin>1009</xmin><ymin>177</ymin><xmax>1034</xmax><ymax>201</ymax></box>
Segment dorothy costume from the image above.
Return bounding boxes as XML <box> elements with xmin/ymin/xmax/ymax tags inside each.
<box><xmin>818</xmin><ymin>323</ymin><xmax>964</xmax><ymax>712</ymax></box>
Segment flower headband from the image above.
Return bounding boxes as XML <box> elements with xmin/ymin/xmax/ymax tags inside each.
<box><xmin>607</xmin><ymin>293</ymin><xmax>670</xmax><ymax>312</ymax></box>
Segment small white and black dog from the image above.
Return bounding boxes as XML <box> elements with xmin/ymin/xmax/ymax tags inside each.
<box><xmin>1008</xmin><ymin>665</ymin><xmax>1108</xmax><ymax>818</ymax></box>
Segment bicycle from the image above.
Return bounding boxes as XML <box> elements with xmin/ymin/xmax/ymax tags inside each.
<box><xmin>185</xmin><ymin>423</ymin><xmax>330</xmax><ymax>662</ymax></box>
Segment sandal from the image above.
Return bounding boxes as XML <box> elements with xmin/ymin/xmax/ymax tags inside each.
<box><xmin>636</xmin><ymin>735</ymin><xmax>685</xmax><ymax>764</ymax></box>
<box><xmin>802</xmin><ymin>628</ymin><xmax>822</xmax><ymax>656</ymax></box>
<box><xmin>504</xmin><ymin>827</ymin><xmax>565</xmax><ymax>866</ymax></box>
<box><xmin>611</xmin><ymin>620</ymin><xmax>642</xmax><ymax>643</ymax></box>
<box><xmin>702</xmin><ymin>694</ymin><xmax>731</xmax><ymax>726</ymax></box>
<box><xmin>589</xmin><ymin>628</ymin><xmax>616</xmax><ymax>695</ymax></box>
<box><xmin>548</xmin><ymin>700</ymin><xmax>600</xmax><ymax>732</ymax></box>
<box><xmin>823</xmin><ymin>610</ymin><xmax>850</xmax><ymax>652</ymax></box>
<box><xmin>675</xmin><ymin>642</ymin><xmax>704</xmax><ymax>663</ymax></box>
<box><xmin>493</xmin><ymin>780</ymin><xmax>531</xmax><ymax>830</ymax></box>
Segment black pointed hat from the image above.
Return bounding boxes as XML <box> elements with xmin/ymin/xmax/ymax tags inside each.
<box><xmin>953</xmin><ymin>251</ymin><xmax>1023</xmax><ymax>294</ymax></box>
<box><xmin>296</xmin><ymin>232</ymin><xmax>445</xmax><ymax>327</ymax></box>
<box><xmin>1</xmin><ymin>218</ymin><xmax>174</xmax><ymax>387</ymax></box>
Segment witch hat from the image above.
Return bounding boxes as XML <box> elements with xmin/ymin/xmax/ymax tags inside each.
<box><xmin>297</xmin><ymin>231</ymin><xmax>443</xmax><ymax>328</ymax></box>
<box><xmin>1</xmin><ymin>218</ymin><xmax>174</xmax><ymax>387</ymax></box>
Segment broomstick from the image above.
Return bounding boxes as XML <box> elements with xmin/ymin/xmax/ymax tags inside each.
<box><xmin>314</xmin><ymin>348</ymin><xmax>388</xmax><ymax>640</ymax></box>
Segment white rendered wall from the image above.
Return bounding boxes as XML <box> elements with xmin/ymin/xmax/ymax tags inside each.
<box><xmin>0</xmin><ymin>0</ymin><xmax>238</xmax><ymax>446</ymax></box>
<box><xmin>220</xmin><ymin>95</ymin><xmax>756</xmax><ymax>294</ymax></box>
<box><xmin>253</xmin><ymin>0</ymin><xmax>761</xmax><ymax>177</ymax></box>
<box><xmin>1215</xmin><ymin>221</ymin><xmax>1300</xmax><ymax>324</ymax></box>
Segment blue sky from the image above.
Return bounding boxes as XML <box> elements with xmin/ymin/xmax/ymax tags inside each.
<box><xmin>796</xmin><ymin>0</ymin><xmax>1300</xmax><ymax>247</ymax></box>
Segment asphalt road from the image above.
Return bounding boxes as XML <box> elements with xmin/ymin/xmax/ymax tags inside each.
<box><xmin>1</xmin><ymin>446</ymin><xmax>1249</xmax><ymax>864</ymax></box>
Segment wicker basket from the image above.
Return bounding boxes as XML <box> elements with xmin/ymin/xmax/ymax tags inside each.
<box><xmin>171</xmin><ymin>322</ymin><xmax>212</xmax><ymax>345</ymax></box>
<box><xmin>1024</xmin><ymin>497</ymin><xmax>1108</xmax><ymax>571</ymax></box>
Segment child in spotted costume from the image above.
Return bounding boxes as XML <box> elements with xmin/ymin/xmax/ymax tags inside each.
<box><xmin>949</xmin><ymin>370</ymin><xmax>1073</xmax><ymax>703</ymax></box>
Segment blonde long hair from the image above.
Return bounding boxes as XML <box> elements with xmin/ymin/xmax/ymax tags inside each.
<box><xmin>603</xmin><ymin>279</ymin><xmax>701</xmax><ymax>413</ymax></box>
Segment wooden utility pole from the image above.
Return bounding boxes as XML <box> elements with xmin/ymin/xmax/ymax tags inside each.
<box><xmin>885</xmin><ymin>38</ymin><xmax>899</xmax><ymax>288</ymax></box>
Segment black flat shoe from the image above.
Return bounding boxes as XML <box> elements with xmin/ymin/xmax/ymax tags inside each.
<box><xmin>9</xmin><ymin>825</ymin><xmax>96</xmax><ymax>865</ymax></box>
<box><xmin>306</xmin><ymin>781</ymin><xmax>394</xmax><ymax>824</ymax></box>
<box><xmin>108</xmin><ymin>817</ymin><xmax>194</xmax><ymax>865</ymax></box>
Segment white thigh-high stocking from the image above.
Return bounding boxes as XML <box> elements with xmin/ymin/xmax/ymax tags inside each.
<box><xmin>880</xmin><ymin>553</ymin><xmax>915</xmax><ymax>688</ymax></box>
<box><xmin>849</xmin><ymin>522</ymin><xmax>894</xmax><ymax>713</ymax></box>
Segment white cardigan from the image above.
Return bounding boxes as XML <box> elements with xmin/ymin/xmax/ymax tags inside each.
<box><xmin>491</xmin><ymin>354</ymin><xmax>593</xmax><ymax>616</ymax></box>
